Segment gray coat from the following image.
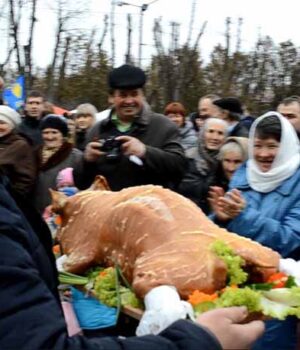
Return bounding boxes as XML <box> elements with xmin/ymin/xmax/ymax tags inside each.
<box><xmin>179</xmin><ymin>121</ymin><xmax>197</xmax><ymax>151</ymax></box>
<box><xmin>34</xmin><ymin>142</ymin><xmax>82</xmax><ymax>213</ymax></box>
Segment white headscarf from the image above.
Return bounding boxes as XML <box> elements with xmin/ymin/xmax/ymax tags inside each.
<box><xmin>247</xmin><ymin>111</ymin><xmax>300</xmax><ymax>193</ymax></box>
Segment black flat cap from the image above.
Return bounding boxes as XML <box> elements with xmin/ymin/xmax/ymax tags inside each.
<box><xmin>108</xmin><ymin>64</ymin><xmax>146</xmax><ymax>90</ymax></box>
<box><xmin>213</xmin><ymin>97</ymin><xmax>243</xmax><ymax>114</ymax></box>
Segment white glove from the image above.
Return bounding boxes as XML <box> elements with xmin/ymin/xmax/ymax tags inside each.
<box><xmin>56</xmin><ymin>254</ymin><xmax>68</xmax><ymax>272</ymax></box>
<box><xmin>279</xmin><ymin>258</ymin><xmax>300</xmax><ymax>286</ymax></box>
<box><xmin>136</xmin><ymin>285</ymin><xmax>194</xmax><ymax>336</ymax></box>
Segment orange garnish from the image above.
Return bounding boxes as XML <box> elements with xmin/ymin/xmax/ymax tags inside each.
<box><xmin>188</xmin><ymin>290</ymin><xmax>218</xmax><ymax>306</ymax></box>
<box><xmin>267</xmin><ymin>272</ymin><xmax>288</xmax><ymax>288</ymax></box>
<box><xmin>55</xmin><ymin>215</ymin><xmax>62</xmax><ymax>225</ymax></box>
<box><xmin>220</xmin><ymin>284</ymin><xmax>238</xmax><ymax>293</ymax></box>
<box><xmin>99</xmin><ymin>270</ymin><xmax>107</xmax><ymax>277</ymax></box>
<box><xmin>52</xmin><ymin>245</ymin><xmax>60</xmax><ymax>254</ymax></box>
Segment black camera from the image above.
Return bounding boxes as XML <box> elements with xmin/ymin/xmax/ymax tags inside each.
<box><xmin>99</xmin><ymin>136</ymin><xmax>122</xmax><ymax>161</ymax></box>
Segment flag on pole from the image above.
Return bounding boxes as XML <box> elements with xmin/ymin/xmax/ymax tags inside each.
<box><xmin>3</xmin><ymin>76</ymin><xmax>26</xmax><ymax>110</ymax></box>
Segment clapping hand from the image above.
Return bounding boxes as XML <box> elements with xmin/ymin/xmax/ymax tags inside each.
<box><xmin>209</xmin><ymin>187</ymin><xmax>246</xmax><ymax>221</ymax></box>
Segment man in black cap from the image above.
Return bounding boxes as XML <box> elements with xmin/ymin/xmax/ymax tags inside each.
<box><xmin>213</xmin><ymin>97</ymin><xmax>250</xmax><ymax>137</ymax></box>
<box><xmin>73</xmin><ymin>64</ymin><xmax>186</xmax><ymax>190</ymax></box>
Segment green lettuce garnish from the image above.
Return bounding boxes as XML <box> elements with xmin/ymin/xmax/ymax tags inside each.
<box><xmin>217</xmin><ymin>287</ymin><xmax>261</xmax><ymax>313</ymax></box>
<box><xmin>211</xmin><ymin>240</ymin><xmax>248</xmax><ymax>286</ymax></box>
<box><xmin>93</xmin><ymin>267</ymin><xmax>142</xmax><ymax>308</ymax></box>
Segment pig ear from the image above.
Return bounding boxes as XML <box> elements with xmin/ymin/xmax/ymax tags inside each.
<box><xmin>50</xmin><ymin>189</ymin><xmax>68</xmax><ymax>213</ymax></box>
<box><xmin>89</xmin><ymin>175</ymin><xmax>111</xmax><ymax>191</ymax></box>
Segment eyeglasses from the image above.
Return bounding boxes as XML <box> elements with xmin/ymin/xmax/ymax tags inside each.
<box><xmin>195</xmin><ymin>115</ymin><xmax>209</xmax><ymax>121</ymax></box>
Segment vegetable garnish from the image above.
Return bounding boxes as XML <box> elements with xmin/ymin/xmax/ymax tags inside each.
<box><xmin>267</xmin><ymin>272</ymin><xmax>288</xmax><ymax>289</ymax></box>
<box><xmin>52</xmin><ymin>244</ymin><xmax>61</xmax><ymax>255</ymax></box>
<box><xmin>210</xmin><ymin>240</ymin><xmax>248</xmax><ymax>286</ymax></box>
<box><xmin>189</xmin><ymin>240</ymin><xmax>300</xmax><ymax>320</ymax></box>
<box><xmin>188</xmin><ymin>290</ymin><xmax>218</xmax><ymax>306</ymax></box>
<box><xmin>58</xmin><ymin>267</ymin><xmax>143</xmax><ymax>309</ymax></box>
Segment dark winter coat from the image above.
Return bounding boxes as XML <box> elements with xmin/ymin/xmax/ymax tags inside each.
<box><xmin>0</xmin><ymin>131</ymin><xmax>37</xmax><ymax>196</ymax></box>
<box><xmin>75</xmin><ymin>129</ymin><xmax>90</xmax><ymax>151</ymax></box>
<box><xmin>177</xmin><ymin>158</ymin><xmax>216</xmax><ymax>214</ymax></box>
<box><xmin>34</xmin><ymin>142</ymin><xmax>82</xmax><ymax>213</ymax></box>
<box><xmin>18</xmin><ymin>115</ymin><xmax>43</xmax><ymax>146</ymax></box>
<box><xmin>0</xmin><ymin>174</ymin><xmax>222</xmax><ymax>350</ymax></box>
<box><xmin>229</xmin><ymin>121</ymin><xmax>249</xmax><ymax>137</ymax></box>
<box><xmin>74</xmin><ymin>105</ymin><xmax>187</xmax><ymax>190</ymax></box>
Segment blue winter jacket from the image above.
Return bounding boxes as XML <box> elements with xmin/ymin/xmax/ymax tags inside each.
<box><xmin>223</xmin><ymin>163</ymin><xmax>300</xmax><ymax>259</ymax></box>
<box><xmin>215</xmin><ymin>162</ymin><xmax>300</xmax><ymax>350</ymax></box>
<box><xmin>0</xmin><ymin>175</ymin><xmax>222</xmax><ymax>350</ymax></box>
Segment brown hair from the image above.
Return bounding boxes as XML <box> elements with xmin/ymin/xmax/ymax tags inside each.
<box><xmin>164</xmin><ymin>102</ymin><xmax>186</xmax><ymax>117</ymax></box>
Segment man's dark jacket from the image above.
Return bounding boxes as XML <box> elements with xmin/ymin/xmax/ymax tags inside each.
<box><xmin>229</xmin><ymin>121</ymin><xmax>249</xmax><ymax>137</ymax></box>
<box><xmin>18</xmin><ymin>115</ymin><xmax>43</xmax><ymax>146</ymax></box>
<box><xmin>74</xmin><ymin>105</ymin><xmax>187</xmax><ymax>190</ymax></box>
<box><xmin>0</xmin><ymin>175</ymin><xmax>222</xmax><ymax>350</ymax></box>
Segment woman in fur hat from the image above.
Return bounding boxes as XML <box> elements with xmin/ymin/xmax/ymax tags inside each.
<box><xmin>0</xmin><ymin>105</ymin><xmax>37</xmax><ymax>197</ymax></box>
<box><xmin>33</xmin><ymin>114</ymin><xmax>82</xmax><ymax>213</ymax></box>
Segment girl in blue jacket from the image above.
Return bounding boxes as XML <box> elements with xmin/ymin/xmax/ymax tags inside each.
<box><xmin>210</xmin><ymin>111</ymin><xmax>300</xmax><ymax>350</ymax></box>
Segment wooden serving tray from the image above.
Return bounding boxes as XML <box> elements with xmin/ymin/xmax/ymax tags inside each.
<box><xmin>122</xmin><ymin>305</ymin><xmax>143</xmax><ymax>320</ymax></box>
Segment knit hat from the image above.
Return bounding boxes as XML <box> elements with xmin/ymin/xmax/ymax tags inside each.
<box><xmin>56</xmin><ymin>167</ymin><xmax>74</xmax><ymax>188</ymax></box>
<box><xmin>108</xmin><ymin>64</ymin><xmax>146</xmax><ymax>90</ymax></box>
<box><xmin>40</xmin><ymin>114</ymin><xmax>69</xmax><ymax>136</ymax></box>
<box><xmin>76</xmin><ymin>103</ymin><xmax>97</xmax><ymax>118</ymax></box>
<box><xmin>0</xmin><ymin>105</ymin><xmax>21</xmax><ymax>128</ymax></box>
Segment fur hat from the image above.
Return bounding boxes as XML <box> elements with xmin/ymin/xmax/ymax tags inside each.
<box><xmin>108</xmin><ymin>64</ymin><xmax>146</xmax><ymax>90</ymax></box>
<box><xmin>40</xmin><ymin>114</ymin><xmax>69</xmax><ymax>136</ymax></box>
<box><xmin>213</xmin><ymin>97</ymin><xmax>243</xmax><ymax>114</ymax></box>
<box><xmin>0</xmin><ymin>105</ymin><xmax>21</xmax><ymax>128</ymax></box>
<box><xmin>76</xmin><ymin>103</ymin><xmax>98</xmax><ymax>118</ymax></box>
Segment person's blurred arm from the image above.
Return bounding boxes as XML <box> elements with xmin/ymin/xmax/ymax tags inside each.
<box><xmin>197</xmin><ymin>307</ymin><xmax>265</xmax><ymax>350</ymax></box>
<box><xmin>0</xmin><ymin>231</ymin><xmax>224</xmax><ymax>350</ymax></box>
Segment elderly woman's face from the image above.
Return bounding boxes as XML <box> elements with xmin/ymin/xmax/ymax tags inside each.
<box><xmin>222</xmin><ymin>151</ymin><xmax>243</xmax><ymax>180</ymax></box>
<box><xmin>204</xmin><ymin>123</ymin><xmax>226</xmax><ymax>150</ymax></box>
<box><xmin>253</xmin><ymin>137</ymin><xmax>280</xmax><ymax>172</ymax></box>
<box><xmin>0</xmin><ymin>121</ymin><xmax>13</xmax><ymax>137</ymax></box>
<box><xmin>42</xmin><ymin>128</ymin><xmax>64</xmax><ymax>149</ymax></box>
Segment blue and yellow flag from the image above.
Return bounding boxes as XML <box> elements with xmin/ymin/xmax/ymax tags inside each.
<box><xmin>3</xmin><ymin>76</ymin><xmax>25</xmax><ymax>110</ymax></box>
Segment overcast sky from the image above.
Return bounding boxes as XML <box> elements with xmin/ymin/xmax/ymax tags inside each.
<box><xmin>5</xmin><ymin>0</ymin><xmax>300</xmax><ymax>68</ymax></box>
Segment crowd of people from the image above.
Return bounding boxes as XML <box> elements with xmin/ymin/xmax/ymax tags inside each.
<box><xmin>1</xmin><ymin>64</ymin><xmax>300</xmax><ymax>349</ymax></box>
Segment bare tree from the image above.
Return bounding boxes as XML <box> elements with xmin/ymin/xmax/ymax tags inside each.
<box><xmin>24</xmin><ymin>0</ymin><xmax>38</xmax><ymax>90</ymax></box>
<box><xmin>98</xmin><ymin>14</ymin><xmax>109</xmax><ymax>53</ymax></box>
<box><xmin>153</xmin><ymin>18</ymin><xmax>164</xmax><ymax>56</ymax></box>
<box><xmin>8</xmin><ymin>0</ymin><xmax>24</xmax><ymax>73</ymax></box>
<box><xmin>186</xmin><ymin>0</ymin><xmax>196</xmax><ymax>46</ymax></box>
<box><xmin>193</xmin><ymin>20</ymin><xmax>207</xmax><ymax>50</ymax></box>
<box><xmin>47</xmin><ymin>0</ymin><xmax>87</xmax><ymax>100</ymax></box>
<box><xmin>125</xmin><ymin>14</ymin><xmax>133</xmax><ymax>64</ymax></box>
<box><xmin>110</xmin><ymin>0</ymin><xmax>116</xmax><ymax>66</ymax></box>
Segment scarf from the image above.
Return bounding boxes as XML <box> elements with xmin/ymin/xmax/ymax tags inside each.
<box><xmin>186</xmin><ymin>128</ymin><xmax>220</xmax><ymax>176</ymax></box>
<box><xmin>247</xmin><ymin>111</ymin><xmax>300</xmax><ymax>193</ymax></box>
<box><xmin>42</xmin><ymin>146</ymin><xmax>60</xmax><ymax>165</ymax></box>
